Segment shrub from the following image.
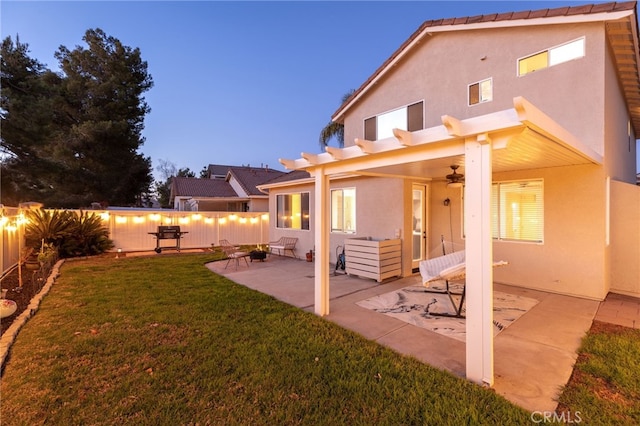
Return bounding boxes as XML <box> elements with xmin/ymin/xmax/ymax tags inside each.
<box><xmin>25</xmin><ymin>209</ymin><xmax>113</xmax><ymax>258</ymax></box>
<box><xmin>24</xmin><ymin>209</ymin><xmax>73</xmax><ymax>249</ymax></box>
<box><xmin>60</xmin><ymin>211</ymin><xmax>114</xmax><ymax>257</ymax></box>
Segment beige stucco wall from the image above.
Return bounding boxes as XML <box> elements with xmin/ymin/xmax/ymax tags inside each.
<box><xmin>491</xmin><ymin>165</ymin><xmax>608</xmax><ymax>300</ymax></box>
<box><xmin>610</xmin><ymin>180</ymin><xmax>640</xmax><ymax>297</ymax></box>
<box><xmin>267</xmin><ymin>181</ymin><xmax>315</xmax><ymax>259</ymax></box>
<box><xmin>343</xmin><ymin>23</ymin><xmax>607</xmax><ymax>156</ymax></box>
<box><xmin>249</xmin><ymin>198</ymin><xmax>269</xmax><ymax>212</ymax></box>
<box><xmin>429</xmin><ymin>182</ymin><xmax>465</xmax><ymax>255</ymax></box>
<box><xmin>268</xmin><ymin>177</ymin><xmax>406</xmax><ymax>265</ymax></box>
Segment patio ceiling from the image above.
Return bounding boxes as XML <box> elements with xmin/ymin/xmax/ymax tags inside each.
<box><xmin>280</xmin><ymin>97</ymin><xmax>602</xmax><ymax>179</ymax></box>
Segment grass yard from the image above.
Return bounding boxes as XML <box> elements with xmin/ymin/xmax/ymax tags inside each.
<box><xmin>556</xmin><ymin>321</ymin><xmax>640</xmax><ymax>424</ymax></box>
<box><xmin>0</xmin><ymin>254</ymin><xmax>532</xmax><ymax>425</ymax></box>
<box><xmin>1</xmin><ymin>254</ymin><xmax>638</xmax><ymax>425</ymax></box>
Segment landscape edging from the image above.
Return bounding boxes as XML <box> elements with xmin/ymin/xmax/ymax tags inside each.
<box><xmin>0</xmin><ymin>259</ymin><xmax>65</xmax><ymax>369</ymax></box>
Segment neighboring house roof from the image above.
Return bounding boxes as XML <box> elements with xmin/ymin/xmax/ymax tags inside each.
<box><xmin>171</xmin><ymin>177</ymin><xmax>237</xmax><ymax>198</ymax></box>
<box><xmin>226</xmin><ymin>166</ymin><xmax>287</xmax><ymax>196</ymax></box>
<box><xmin>332</xmin><ymin>1</ymin><xmax>640</xmax><ymax>132</ymax></box>
<box><xmin>171</xmin><ymin>165</ymin><xmax>287</xmax><ymax>201</ymax></box>
<box><xmin>207</xmin><ymin>164</ymin><xmax>237</xmax><ymax>178</ymax></box>
<box><xmin>263</xmin><ymin>170</ymin><xmax>312</xmax><ymax>185</ymax></box>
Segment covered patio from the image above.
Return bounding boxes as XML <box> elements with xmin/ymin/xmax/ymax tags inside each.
<box><xmin>206</xmin><ymin>254</ymin><xmax>600</xmax><ymax>412</ymax></box>
<box><xmin>278</xmin><ymin>97</ymin><xmax>602</xmax><ymax>387</ymax></box>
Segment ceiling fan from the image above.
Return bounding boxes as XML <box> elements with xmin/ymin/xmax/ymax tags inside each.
<box><xmin>446</xmin><ymin>165</ymin><xmax>464</xmax><ymax>188</ymax></box>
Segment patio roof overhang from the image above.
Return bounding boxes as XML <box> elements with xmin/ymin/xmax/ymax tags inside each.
<box><xmin>282</xmin><ymin>97</ymin><xmax>602</xmax><ymax>180</ymax></box>
<box><xmin>279</xmin><ymin>97</ymin><xmax>601</xmax><ymax>387</ymax></box>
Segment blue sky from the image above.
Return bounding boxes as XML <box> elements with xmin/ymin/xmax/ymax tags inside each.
<box><xmin>3</xmin><ymin>0</ymin><xmax>633</xmax><ymax>180</ymax></box>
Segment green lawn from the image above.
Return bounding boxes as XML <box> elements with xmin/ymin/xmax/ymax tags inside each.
<box><xmin>0</xmin><ymin>254</ymin><xmax>636</xmax><ymax>424</ymax></box>
<box><xmin>556</xmin><ymin>321</ymin><xmax>640</xmax><ymax>424</ymax></box>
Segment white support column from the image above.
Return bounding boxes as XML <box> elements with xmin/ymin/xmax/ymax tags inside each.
<box><xmin>464</xmin><ymin>134</ymin><xmax>494</xmax><ymax>386</ymax></box>
<box><xmin>314</xmin><ymin>168</ymin><xmax>331</xmax><ymax>316</ymax></box>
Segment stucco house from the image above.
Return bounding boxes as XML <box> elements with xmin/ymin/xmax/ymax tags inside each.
<box><xmin>170</xmin><ymin>164</ymin><xmax>285</xmax><ymax>211</ymax></box>
<box><xmin>260</xmin><ymin>1</ymin><xmax>640</xmax><ymax>385</ymax></box>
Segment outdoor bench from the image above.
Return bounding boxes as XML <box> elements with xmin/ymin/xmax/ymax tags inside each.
<box><xmin>268</xmin><ymin>237</ymin><xmax>298</xmax><ymax>258</ymax></box>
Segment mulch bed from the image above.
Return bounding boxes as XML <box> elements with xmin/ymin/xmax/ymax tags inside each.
<box><xmin>1</xmin><ymin>264</ymin><xmax>51</xmax><ymax>337</ymax></box>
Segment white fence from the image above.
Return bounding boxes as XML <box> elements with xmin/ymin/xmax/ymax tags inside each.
<box><xmin>104</xmin><ymin>210</ymin><xmax>270</xmax><ymax>252</ymax></box>
<box><xmin>0</xmin><ymin>207</ymin><xmax>25</xmax><ymax>278</ymax></box>
<box><xmin>1</xmin><ymin>208</ymin><xmax>271</xmax><ymax>276</ymax></box>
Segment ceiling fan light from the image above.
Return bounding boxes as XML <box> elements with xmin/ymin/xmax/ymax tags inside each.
<box><xmin>445</xmin><ymin>165</ymin><xmax>464</xmax><ymax>187</ymax></box>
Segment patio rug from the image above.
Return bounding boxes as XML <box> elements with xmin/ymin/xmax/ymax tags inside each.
<box><xmin>356</xmin><ymin>284</ymin><xmax>539</xmax><ymax>342</ymax></box>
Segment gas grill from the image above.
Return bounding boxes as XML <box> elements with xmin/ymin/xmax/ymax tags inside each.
<box><xmin>148</xmin><ymin>225</ymin><xmax>188</xmax><ymax>253</ymax></box>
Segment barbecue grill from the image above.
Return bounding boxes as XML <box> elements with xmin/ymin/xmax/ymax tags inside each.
<box><xmin>148</xmin><ymin>225</ymin><xmax>188</xmax><ymax>253</ymax></box>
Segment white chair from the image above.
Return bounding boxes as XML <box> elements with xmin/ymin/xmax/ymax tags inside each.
<box><xmin>219</xmin><ymin>239</ymin><xmax>249</xmax><ymax>270</ymax></box>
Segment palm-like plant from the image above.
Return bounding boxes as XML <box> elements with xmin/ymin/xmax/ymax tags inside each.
<box><xmin>61</xmin><ymin>211</ymin><xmax>114</xmax><ymax>257</ymax></box>
<box><xmin>319</xmin><ymin>90</ymin><xmax>355</xmax><ymax>149</ymax></box>
<box><xmin>24</xmin><ymin>208</ymin><xmax>113</xmax><ymax>257</ymax></box>
<box><xmin>24</xmin><ymin>208</ymin><xmax>73</xmax><ymax>250</ymax></box>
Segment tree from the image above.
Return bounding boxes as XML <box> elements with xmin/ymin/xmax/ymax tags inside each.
<box><xmin>0</xmin><ymin>37</ymin><xmax>63</xmax><ymax>205</ymax></box>
<box><xmin>154</xmin><ymin>159</ymin><xmax>196</xmax><ymax>208</ymax></box>
<box><xmin>1</xmin><ymin>29</ymin><xmax>154</xmax><ymax>208</ymax></box>
<box><xmin>318</xmin><ymin>90</ymin><xmax>355</xmax><ymax>149</ymax></box>
<box><xmin>51</xmin><ymin>28</ymin><xmax>154</xmax><ymax>207</ymax></box>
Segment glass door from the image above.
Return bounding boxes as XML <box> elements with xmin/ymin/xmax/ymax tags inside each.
<box><xmin>412</xmin><ymin>183</ymin><xmax>428</xmax><ymax>270</ymax></box>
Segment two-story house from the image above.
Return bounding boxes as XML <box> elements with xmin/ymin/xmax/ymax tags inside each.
<box><xmin>261</xmin><ymin>2</ymin><xmax>640</xmax><ymax>385</ymax></box>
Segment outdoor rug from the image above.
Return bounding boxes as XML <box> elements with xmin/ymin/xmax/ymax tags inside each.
<box><xmin>356</xmin><ymin>284</ymin><xmax>539</xmax><ymax>342</ymax></box>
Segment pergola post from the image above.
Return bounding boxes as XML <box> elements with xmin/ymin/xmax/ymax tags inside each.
<box><xmin>464</xmin><ymin>134</ymin><xmax>494</xmax><ymax>386</ymax></box>
<box><xmin>314</xmin><ymin>168</ymin><xmax>331</xmax><ymax>316</ymax></box>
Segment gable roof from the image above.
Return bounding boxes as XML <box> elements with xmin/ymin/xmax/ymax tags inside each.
<box><xmin>226</xmin><ymin>166</ymin><xmax>287</xmax><ymax>196</ymax></box>
<box><xmin>171</xmin><ymin>177</ymin><xmax>237</xmax><ymax>198</ymax></box>
<box><xmin>332</xmin><ymin>1</ymin><xmax>640</xmax><ymax>132</ymax></box>
<box><xmin>207</xmin><ymin>164</ymin><xmax>235</xmax><ymax>178</ymax></box>
<box><xmin>171</xmin><ymin>166</ymin><xmax>287</xmax><ymax>200</ymax></box>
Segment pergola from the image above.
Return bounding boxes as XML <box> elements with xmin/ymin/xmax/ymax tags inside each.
<box><xmin>280</xmin><ymin>97</ymin><xmax>601</xmax><ymax>385</ymax></box>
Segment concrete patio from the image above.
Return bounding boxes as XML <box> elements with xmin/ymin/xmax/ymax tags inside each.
<box><xmin>206</xmin><ymin>254</ymin><xmax>616</xmax><ymax>412</ymax></box>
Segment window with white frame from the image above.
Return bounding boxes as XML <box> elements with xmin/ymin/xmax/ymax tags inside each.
<box><xmin>491</xmin><ymin>180</ymin><xmax>543</xmax><ymax>242</ymax></box>
<box><xmin>518</xmin><ymin>37</ymin><xmax>585</xmax><ymax>76</ymax></box>
<box><xmin>276</xmin><ymin>192</ymin><xmax>310</xmax><ymax>230</ymax></box>
<box><xmin>364</xmin><ymin>101</ymin><xmax>423</xmax><ymax>141</ymax></box>
<box><xmin>331</xmin><ymin>188</ymin><xmax>356</xmax><ymax>233</ymax></box>
<box><xmin>468</xmin><ymin>78</ymin><xmax>493</xmax><ymax>106</ymax></box>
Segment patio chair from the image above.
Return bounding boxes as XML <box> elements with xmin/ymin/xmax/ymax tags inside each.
<box><xmin>219</xmin><ymin>239</ymin><xmax>250</xmax><ymax>270</ymax></box>
<box><xmin>419</xmin><ymin>250</ymin><xmax>507</xmax><ymax>318</ymax></box>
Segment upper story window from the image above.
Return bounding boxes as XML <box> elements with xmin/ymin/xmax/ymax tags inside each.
<box><xmin>491</xmin><ymin>180</ymin><xmax>544</xmax><ymax>243</ymax></box>
<box><xmin>518</xmin><ymin>37</ymin><xmax>585</xmax><ymax>76</ymax></box>
<box><xmin>364</xmin><ymin>101</ymin><xmax>423</xmax><ymax>141</ymax></box>
<box><xmin>469</xmin><ymin>78</ymin><xmax>492</xmax><ymax>106</ymax></box>
<box><xmin>276</xmin><ymin>192</ymin><xmax>310</xmax><ymax>230</ymax></box>
<box><xmin>331</xmin><ymin>188</ymin><xmax>356</xmax><ymax>233</ymax></box>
